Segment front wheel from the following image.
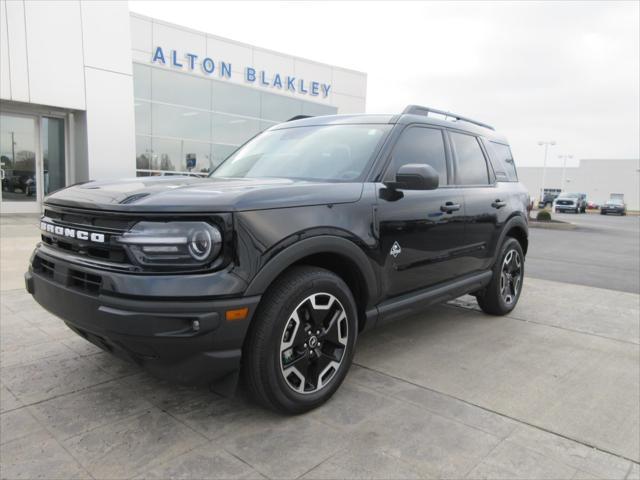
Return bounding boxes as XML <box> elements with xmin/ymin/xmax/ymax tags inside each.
<box><xmin>243</xmin><ymin>266</ymin><xmax>357</xmax><ymax>414</ymax></box>
<box><xmin>476</xmin><ymin>237</ymin><xmax>524</xmax><ymax>315</ymax></box>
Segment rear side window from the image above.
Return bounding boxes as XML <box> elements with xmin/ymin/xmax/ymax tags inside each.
<box><xmin>488</xmin><ymin>141</ymin><xmax>518</xmax><ymax>182</ymax></box>
<box><xmin>450</xmin><ymin>132</ymin><xmax>489</xmax><ymax>185</ymax></box>
<box><xmin>385</xmin><ymin>126</ymin><xmax>447</xmax><ymax>185</ymax></box>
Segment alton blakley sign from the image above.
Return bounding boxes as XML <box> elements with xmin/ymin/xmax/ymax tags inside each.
<box><xmin>151</xmin><ymin>46</ymin><xmax>332</xmax><ymax>98</ymax></box>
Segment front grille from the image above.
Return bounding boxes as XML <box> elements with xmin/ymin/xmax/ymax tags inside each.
<box><xmin>41</xmin><ymin>206</ymin><xmax>134</xmax><ymax>265</ymax></box>
<box><xmin>44</xmin><ymin>208</ymin><xmax>132</xmax><ymax>231</ymax></box>
<box><xmin>556</xmin><ymin>200</ymin><xmax>573</xmax><ymax>205</ymax></box>
<box><xmin>40</xmin><ymin>235</ymin><xmax>128</xmax><ymax>263</ymax></box>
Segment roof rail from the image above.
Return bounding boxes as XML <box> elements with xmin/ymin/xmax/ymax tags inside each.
<box><xmin>286</xmin><ymin>115</ymin><xmax>313</xmax><ymax>122</ymax></box>
<box><xmin>401</xmin><ymin>105</ymin><xmax>495</xmax><ymax>131</ymax></box>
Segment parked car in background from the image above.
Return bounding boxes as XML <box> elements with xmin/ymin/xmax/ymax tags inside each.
<box><xmin>554</xmin><ymin>192</ymin><xmax>587</xmax><ymax>213</ymax></box>
<box><xmin>600</xmin><ymin>198</ymin><xmax>627</xmax><ymax>215</ymax></box>
<box><xmin>586</xmin><ymin>200</ymin><xmax>599</xmax><ymax>210</ymax></box>
<box><xmin>538</xmin><ymin>192</ymin><xmax>559</xmax><ymax>209</ymax></box>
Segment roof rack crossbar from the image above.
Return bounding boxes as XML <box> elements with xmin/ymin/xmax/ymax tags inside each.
<box><xmin>401</xmin><ymin>105</ymin><xmax>495</xmax><ymax>131</ymax></box>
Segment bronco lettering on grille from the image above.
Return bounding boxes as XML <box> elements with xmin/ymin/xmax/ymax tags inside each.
<box><xmin>40</xmin><ymin>221</ymin><xmax>106</xmax><ymax>243</ymax></box>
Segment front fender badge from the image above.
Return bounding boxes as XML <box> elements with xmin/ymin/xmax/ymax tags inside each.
<box><xmin>390</xmin><ymin>241</ymin><xmax>402</xmax><ymax>258</ymax></box>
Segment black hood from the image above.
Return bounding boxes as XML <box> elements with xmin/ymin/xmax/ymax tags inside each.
<box><xmin>44</xmin><ymin>176</ymin><xmax>364</xmax><ymax>213</ymax></box>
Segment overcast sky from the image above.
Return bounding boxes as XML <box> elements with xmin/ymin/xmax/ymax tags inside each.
<box><xmin>129</xmin><ymin>1</ymin><xmax>639</xmax><ymax>167</ymax></box>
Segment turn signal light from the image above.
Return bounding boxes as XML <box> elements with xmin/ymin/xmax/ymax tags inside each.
<box><xmin>226</xmin><ymin>307</ymin><xmax>249</xmax><ymax>321</ymax></box>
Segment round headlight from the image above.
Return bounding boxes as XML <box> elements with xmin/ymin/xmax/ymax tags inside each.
<box><xmin>189</xmin><ymin>229</ymin><xmax>213</xmax><ymax>260</ymax></box>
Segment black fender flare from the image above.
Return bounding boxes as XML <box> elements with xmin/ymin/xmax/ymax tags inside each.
<box><xmin>244</xmin><ymin>235</ymin><xmax>378</xmax><ymax>307</ymax></box>
<box><xmin>493</xmin><ymin>214</ymin><xmax>529</xmax><ymax>263</ymax></box>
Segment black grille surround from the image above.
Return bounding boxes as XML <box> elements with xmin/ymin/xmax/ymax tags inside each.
<box><xmin>38</xmin><ymin>204</ymin><xmax>234</xmax><ymax>275</ymax></box>
<box><xmin>41</xmin><ymin>206</ymin><xmax>134</xmax><ymax>267</ymax></box>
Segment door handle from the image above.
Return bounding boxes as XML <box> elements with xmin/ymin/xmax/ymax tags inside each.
<box><xmin>440</xmin><ymin>202</ymin><xmax>461</xmax><ymax>213</ymax></box>
<box><xmin>492</xmin><ymin>199</ymin><xmax>507</xmax><ymax>209</ymax></box>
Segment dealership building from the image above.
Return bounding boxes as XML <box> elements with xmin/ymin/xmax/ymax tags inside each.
<box><xmin>518</xmin><ymin>159</ymin><xmax>640</xmax><ymax>210</ymax></box>
<box><xmin>0</xmin><ymin>1</ymin><xmax>367</xmax><ymax>213</ymax></box>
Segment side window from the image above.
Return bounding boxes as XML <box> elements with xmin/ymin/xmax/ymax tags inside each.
<box><xmin>488</xmin><ymin>141</ymin><xmax>518</xmax><ymax>182</ymax></box>
<box><xmin>450</xmin><ymin>132</ymin><xmax>490</xmax><ymax>185</ymax></box>
<box><xmin>385</xmin><ymin>127</ymin><xmax>447</xmax><ymax>185</ymax></box>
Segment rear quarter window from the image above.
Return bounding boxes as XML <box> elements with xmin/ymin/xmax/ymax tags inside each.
<box><xmin>487</xmin><ymin>141</ymin><xmax>518</xmax><ymax>182</ymax></box>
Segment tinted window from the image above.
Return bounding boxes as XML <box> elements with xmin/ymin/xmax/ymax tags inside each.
<box><xmin>450</xmin><ymin>132</ymin><xmax>489</xmax><ymax>185</ymax></box>
<box><xmin>385</xmin><ymin>127</ymin><xmax>447</xmax><ymax>185</ymax></box>
<box><xmin>489</xmin><ymin>141</ymin><xmax>517</xmax><ymax>182</ymax></box>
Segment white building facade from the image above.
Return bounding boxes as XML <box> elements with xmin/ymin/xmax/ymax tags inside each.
<box><xmin>518</xmin><ymin>158</ymin><xmax>640</xmax><ymax>210</ymax></box>
<box><xmin>0</xmin><ymin>1</ymin><xmax>367</xmax><ymax>214</ymax></box>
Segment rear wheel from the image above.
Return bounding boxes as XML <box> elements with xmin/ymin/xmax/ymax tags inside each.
<box><xmin>476</xmin><ymin>237</ymin><xmax>524</xmax><ymax>315</ymax></box>
<box><xmin>243</xmin><ymin>266</ymin><xmax>357</xmax><ymax>414</ymax></box>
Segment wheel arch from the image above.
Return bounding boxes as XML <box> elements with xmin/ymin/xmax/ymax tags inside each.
<box><xmin>502</xmin><ymin>216</ymin><xmax>529</xmax><ymax>256</ymax></box>
<box><xmin>244</xmin><ymin>236</ymin><xmax>379</xmax><ymax>331</ymax></box>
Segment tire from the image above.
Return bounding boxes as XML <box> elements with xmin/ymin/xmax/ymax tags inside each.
<box><xmin>243</xmin><ymin>266</ymin><xmax>357</xmax><ymax>414</ymax></box>
<box><xmin>601</xmin><ymin>211</ymin><xmax>606</xmax><ymax>215</ymax></box>
<box><xmin>476</xmin><ymin>237</ymin><xmax>524</xmax><ymax>316</ymax></box>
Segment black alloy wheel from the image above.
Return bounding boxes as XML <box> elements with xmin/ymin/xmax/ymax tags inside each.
<box><xmin>280</xmin><ymin>292</ymin><xmax>348</xmax><ymax>394</ymax></box>
<box><xmin>243</xmin><ymin>266</ymin><xmax>357</xmax><ymax>413</ymax></box>
<box><xmin>499</xmin><ymin>249</ymin><xmax>522</xmax><ymax>306</ymax></box>
<box><xmin>476</xmin><ymin>237</ymin><xmax>525</xmax><ymax>315</ymax></box>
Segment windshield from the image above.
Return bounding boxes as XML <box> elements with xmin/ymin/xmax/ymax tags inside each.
<box><xmin>211</xmin><ymin>124</ymin><xmax>391</xmax><ymax>182</ymax></box>
<box><xmin>608</xmin><ymin>199</ymin><xmax>623</xmax><ymax>205</ymax></box>
<box><xmin>558</xmin><ymin>193</ymin><xmax>579</xmax><ymax>199</ymax></box>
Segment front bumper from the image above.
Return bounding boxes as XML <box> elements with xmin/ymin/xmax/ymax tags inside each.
<box><xmin>555</xmin><ymin>204</ymin><xmax>577</xmax><ymax>211</ymax></box>
<box><xmin>601</xmin><ymin>207</ymin><xmax>624</xmax><ymax>214</ymax></box>
<box><xmin>25</xmin><ymin>246</ymin><xmax>260</xmax><ymax>385</ymax></box>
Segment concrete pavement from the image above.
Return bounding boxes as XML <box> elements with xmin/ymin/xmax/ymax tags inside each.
<box><xmin>1</xmin><ymin>215</ymin><xmax>639</xmax><ymax>479</ymax></box>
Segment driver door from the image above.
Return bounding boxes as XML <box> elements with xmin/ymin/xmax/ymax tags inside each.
<box><xmin>376</xmin><ymin>126</ymin><xmax>467</xmax><ymax>299</ymax></box>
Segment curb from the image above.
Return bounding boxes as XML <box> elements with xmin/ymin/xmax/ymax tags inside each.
<box><xmin>528</xmin><ymin>221</ymin><xmax>577</xmax><ymax>230</ymax></box>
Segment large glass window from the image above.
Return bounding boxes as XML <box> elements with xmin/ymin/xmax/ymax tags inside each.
<box><xmin>134</xmin><ymin>101</ymin><xmax>151</xmax><ymax>135</ymax></box>
<box><xmin>212</xmin><ymin>113</ymin><xmax>261</xmax><ymax>145</ymax></box>
<box><xmin>133</xmin><ymin>64</ymin><xmax>151</xmax><ymax>100</ymax></box>
<box><xmin>136</xmin><ymin>136</ymin><xmax>152</xmax><ymax>171</ymax></box>
<box><xmin>213</xmin><ymin>82</ymin><xmax>260</xmax><ymax>117</ymax></box>
<box><xmin>152</xmin><ymin>68</ymin><xmax>211</xmax><ymax>110</ymax></box>
<box><xmin>261</xmin><ymin>92</ymin><xmax>303</xmax><ymax>121</ymax></box>
<box><xmin>302</xmin><ymin>102</ymin><xmax>340</xmax><ymax>117</ymax></box>
<box><xmin>0</xmin><ymin>114</ymin><xmax>37</xmax><ymax>202</ymax></box>
<box><xmin>450</xmin><ymin>132</ymin><xmax>489</xmax><ymax>185</ymax></box>
<box><xmin>151</xmin><ymin>103</ymin><xmax>211</xmax><ymax>141</ymax></box>
<box><xmin>212</xmin><ymin>124</ymin><xmax>391</xmax><ymax>182</ymax></box>
<box><xmin>385</xmin><ymin>127</ymin><xmax>447</xmax><ymax>185</ymax></box>
<box><xmin>133</xmin><ymin>63</ymin><xmax>338</xmax><ymax>177</ymax></box>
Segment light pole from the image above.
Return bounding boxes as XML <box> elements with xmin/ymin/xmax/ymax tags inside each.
<box><xmin>537</xmin><ymin>140</ymin><xmax>556</xmax><ymax>203</ymax></box>
<box><xmin>558</xmin><ymin>154</ymin><xmax>573</xmax><ymax>192</ymax></box>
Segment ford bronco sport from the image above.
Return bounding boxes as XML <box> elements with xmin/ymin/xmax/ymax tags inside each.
<box><xmin>25</xmin><ymin>105</ymin><xmax>529</xmax><ymax>413</ymax></box>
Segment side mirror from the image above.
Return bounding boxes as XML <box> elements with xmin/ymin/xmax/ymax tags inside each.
<box><xmin>385</xmin><ymin>163</ymin><xmax>439</xmax><ymax>191</ymax></box>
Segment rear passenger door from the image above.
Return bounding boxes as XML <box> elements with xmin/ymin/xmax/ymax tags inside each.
<box><xmin>448</xmin><ymin>130</ymin><xmax>506</xmax><ymax>273</ymax></box>
<box><xmin>376</xmin><ymin>126</ymin><xmax>467</xmax><ymax>298</ymax></box>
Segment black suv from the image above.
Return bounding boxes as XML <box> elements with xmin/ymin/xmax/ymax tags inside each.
<box><xmin>25</xmin><ymin>106</ymin><xmax>529</xmax><ymax>413</ymax></box>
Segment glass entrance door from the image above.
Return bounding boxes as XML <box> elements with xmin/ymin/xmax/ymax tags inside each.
<box><xmin>42</xmin><ymin>117</ymin><xmax>66</xmax><ymax>196</ymax></box>
<box><xmin>0</xmin><ymin>113</ymin><xmax>38</xmax><ymax>203</ymax></box>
